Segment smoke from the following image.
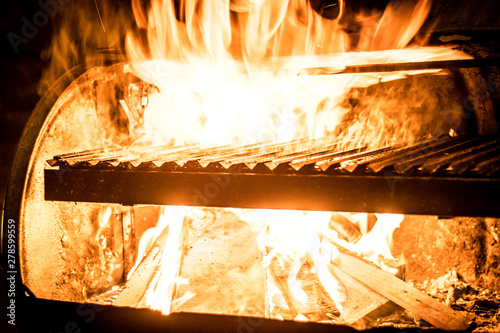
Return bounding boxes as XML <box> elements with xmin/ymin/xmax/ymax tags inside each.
<box><xmin>38</xmin><ymin>0</ymin><xmax>134</xmax><ymax>95</ymax></box>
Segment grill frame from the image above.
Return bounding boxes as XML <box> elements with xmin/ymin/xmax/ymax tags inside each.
<box><xmin>45</xmin><ymin>134</ymin><xmax>500</xmax><ymax>217</ymax></box>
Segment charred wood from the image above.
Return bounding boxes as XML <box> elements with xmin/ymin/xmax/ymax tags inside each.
<box><xmin>113</xmin><ymin>224</ymin><xmax>169</xmax><ymax>307</ymax></box>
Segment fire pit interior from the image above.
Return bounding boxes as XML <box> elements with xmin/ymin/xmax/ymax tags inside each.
<box><xmin>3</xmin><ymin>0</ymin><xmax>500</xmax><ymax>332</ymax></box>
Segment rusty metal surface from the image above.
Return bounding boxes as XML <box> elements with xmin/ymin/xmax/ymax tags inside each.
<box><xmin>47</xmin><ymin>134</ymin><xmax>500</xmax><ymax>176</ymax></box>
<box><xmin>44</xmin><ymin>167</ymin><xmax>500</xmax><ymax>217</ymax></box>
<box><xmin>447</xmin><ymin>144</ymin><xmax>500</xmax><ymax>175</ymax></box>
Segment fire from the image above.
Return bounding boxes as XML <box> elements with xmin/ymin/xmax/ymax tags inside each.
<box><xmin>143</xmin><ymin>207</ymin><xmax>187</xmax><ymax>314</ymax></box>
<box><xmin>39</xmin><ymin>0</ymin><xmax>472</xmax><ymax>150</ymax></box>
<box><xmin>131</xmin><ymin>206</ymin><xmax>403</xmax><ymax>322</ymax></box>
<box><xmin>115</xmin><ymin>0</ymin><xmax>452</xmax><ymax>320</ymax></box>
<box><xmin>42</xmin><ymin>0</ymin><xmax>473</xmax><ymax>325</ymax></box>
<box><xmin>118</xmin><ymin>0</ymin><xmax>471</xmax><ymax>150</ymax></box>
<box><xmin>125</xmin><ymin>0</ymin><xmax>432</xmax><ymax>61</ymax></box>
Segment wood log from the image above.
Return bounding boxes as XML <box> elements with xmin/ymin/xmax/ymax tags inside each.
<box><xmin>300</xmin><ymin>57</ymin><xmax>500</xmax><ymax>76</ymax></box>
<box><xmin>329</xmin><ymin>213</ymin><xmax>362</xmax><ymax>243</ymax></box>
<box><xmin>171</xmin><ymin>209</ymin><xmax>265</xmax><ymax>317</ymax></box>
<box><xmin>121</xmin><ymin>208</ymin><xmax>136</xmax><ymax>279</ymax></box>
<box><xmin>322</xmin><ymin>247</ymin><xmax>404</xmax><ymax>325</ymax></box>
<box><xmin>267</xmin><ymin>250</ymin><xmax>406</xmax><ymax>326</ymax></box>
<box><xmin>113</xmin><ymin>225</ymin><xmax>170</xmax><ymax>307</ymax></box>
<box><xmin>330</xmin><ymin>250</ymin><xmax>472</xmax><ymax>330</ymax></box>
<box><xmin>330</xmin><ymin>266</ymin><xmax>396</xmax><ymax>326</ymax></box>
<box><xmin>267</xmin><ymin>254</ymin><xmax>340</xmax><ymax>321</ymax></box>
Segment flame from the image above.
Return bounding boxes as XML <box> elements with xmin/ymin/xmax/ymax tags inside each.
<box><xmin>118</xmin><ymin>0</ymin><xmax>471</xmax><ymax>149</ymax></box>
<box><xmin>39</xmin><ymin>1</ymin><xmax>131</xmax><ymax>94</ymax></box>
<box><xmin>125</xmin><ymin>0</ymin><xmax>431</xmax><ymax>61</ymax></box>
<box><xmin>127</xmin><ymin>206</ymin><xmax>187</xmax><ymax>314</ymax></box>
<box><xmin>144</xmin><ymin>207</ymin><xmax>187</xmax><ymax>314</ymax></box>
<box><xmin>240</xmin><ymin>209</ymin><xmax>402</xmax><ymax>320</ymax></box>
<box><xmin>40</xmin><ymin>1</ymin><xmax>471</xmax><ymax>149</ymax></box>
<box><xmin>354</xmin><ymin>213</ymin><xmax>404</xmax><ymax>272</ymax></box>
<box><xmin>131</xmin><ymin>207</ymin><xmax>404</xmax><ymax>321</ymax></box>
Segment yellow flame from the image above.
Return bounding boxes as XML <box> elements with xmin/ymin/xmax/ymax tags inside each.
<box><xmin>120</xmin><ymin>0</ymin><xmax>471</xmax><ymax>149</ymax></box>
<box><xmin>40</xmin><ymin>1</ymin><xmax>472</xmax><ymax>149</ymax></box>
<box><xmin>134</xmin><ymin>208</ymin><xmax>405</xmax><ymax>319</ymax></box>
<box><xmin>126</xmin><ymin>207</ymin><xmax>187</xmax><ymax>314</ymax></box>
<box><xmin>355</xmin><ymin>213</ymin><xmax>404</xmax><ymax>270</ymax></box>
<box><xmin>239</xmin><ymin>209</ymin><xmax>402</xmax><ymax>319</ymax></box>
<box><xmin>144</xmin><ymin>207</ymin><xmax>187</xmax><ymax>314</ymax></box>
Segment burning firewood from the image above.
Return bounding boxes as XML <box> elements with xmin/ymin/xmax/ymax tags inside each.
<box><xmin>121</xmin><ymin>208</ymin><xmax>136</xmax><ymax>279</ymax></box>
<box><xmin>330</xmin><ymin>265</ymin><xmax>401</xmax><ymax>326</ymax></box>
<box><xmin>171</xmin><ymin>209</ymin><xmax>266</xmax><ymax>317</ymax></box>
<box><xmin>267</xmin><ymin>253</ymin><xmax>341</xmax><ymax>322</ymax></box>
<box><xmin>113</xmin><ymin>224</ymin><xmax>170</xmax><ymax>307</ymax></box>
<box><xmin>267</xmin><ymin>246</ymin><xmax>404</xmax><ymax>326</ymax></box>
<box><xmin>328</xmin><ymin>243</ymin><xmax>473</xmax><ymax>330</ymax></box>
<box><xmin>328</xmin><ymin>212</ymin><xmax>363</xmax><ymax>243</ymax></box>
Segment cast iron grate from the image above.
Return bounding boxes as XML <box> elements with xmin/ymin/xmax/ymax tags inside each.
<box><xmin>44</xmin><ymin>134</ymin><xmax>500</xmax><ymax>217</ymax></box>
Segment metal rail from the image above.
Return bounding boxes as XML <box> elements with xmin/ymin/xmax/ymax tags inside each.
<box><xmin>44</xmin><ymin>134</ymin><xmax>500</xmax><ymax>217</ymax></box>
<box><xmin>300</xmin><ymin>57</ymin><xmax>500</xmax><ymax>75</ymax></box>
<box><xmin>45</xmin><ymin>167</ymin><xmax>500</xmax><ymax>217</ymax></box>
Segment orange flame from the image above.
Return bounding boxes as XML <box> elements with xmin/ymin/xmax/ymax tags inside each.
<box><xmin>119</xmin><ymin>0</ymin><xmax>471</xmax><ymax>149</ymax></box>
<box><xmin>40</xmin><ymin>1</ymin><xmax>471</xmax><ymax>149</ymax></box>
<box><xmin>125</xmin><ymin>0</ymin><xmax>432</xmax><ymax>61</ymax></box>
<box><xmin>134</xmin><ymin>207</ymin><xmax>404</xmax><ymax>321</ymax></box>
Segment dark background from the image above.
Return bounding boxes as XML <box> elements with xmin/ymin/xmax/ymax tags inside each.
<box><xmin>1</xmin><ymin>1</ymin><xmax>500</xmax><ymax>332</ymax></box>
<box><xmin>1</xmin><ymin>2</ymin><xmax>50</xmax><ymax>332</ymax></box>
<box><xmin>1</xmin><ymin>1</ymin><xmax>49</xmax><ymax>215</ymax></box>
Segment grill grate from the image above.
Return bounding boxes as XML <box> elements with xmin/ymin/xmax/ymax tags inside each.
<box><xmin>45</xmin><ymin>134</ymin><xmax>500</xmax><ymax>217</ymax></box>
<box><xmin>48</xmin><ymin>134</ymin><xmax>500</xmax><ymax>175</ymax></box>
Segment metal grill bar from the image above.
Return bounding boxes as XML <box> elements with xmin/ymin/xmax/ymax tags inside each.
<box><xmin>338</xmin><ymin>145</ymin><xmax>407</xmax><ymax>173</ymax></box>
<box><xmin>44</xmin><ymin>168</ymin><xmax>500</xmax><ymax>217</ymax></box>
<box><xmin>474</xmin><ymin>155</ymin><xmax>500</xmax><ymax>176</ymax></box>
<box><xmin>367</xmin><ymin>136</ymin><xmax>468</xmax><ymax>173</ymax></box>
<box><xmin>317</xmin><ymin>145</ymin><xmax>400</xmax><ymax>172</ymax></box>
<box><xmin>391</xmin><ymin>136</ymin><xmax>481</xmax><ymax>174</ymax></box>
<box><xmin>420</xmin><ymin>137</ymin><xmax>498</xmax><ymax>174</ymax></box>
<box><xmin>45</xmin><ymin>134</ymin><xmax>500</xmax><ymax>217</ymax></box>
<box><xmin>301</xmin><ymin>57</ymin><xmax>500</xmax><ymax>76</ymax></box>
<box><xmin>49</xmin><ymin>135</ymin><xmax>500</xmax><ymax>176</ymax></box>
<box><xmin>448</xmin><ymin>143</ymin><xmax>500</xmax><ymax>174</ymax></box>
<box><xmin>289</xmin><ymin>147</ymin><xmax>366</xmax><ymax>171</ymax></box>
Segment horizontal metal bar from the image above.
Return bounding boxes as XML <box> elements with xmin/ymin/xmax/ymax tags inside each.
<box><xmin>45</xmin><ymin>168</ymin><xmax>500</xmax><ymax>217</ymax></box>
<box><xmin>301</xmin><ymin>57</ymin><xmax>500</xmax><ymax>76</ymax></box>
<box><xmin>21</xmin><ymin>297</ymin><xmax>356</xmax><ymax>333</ymax></box>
